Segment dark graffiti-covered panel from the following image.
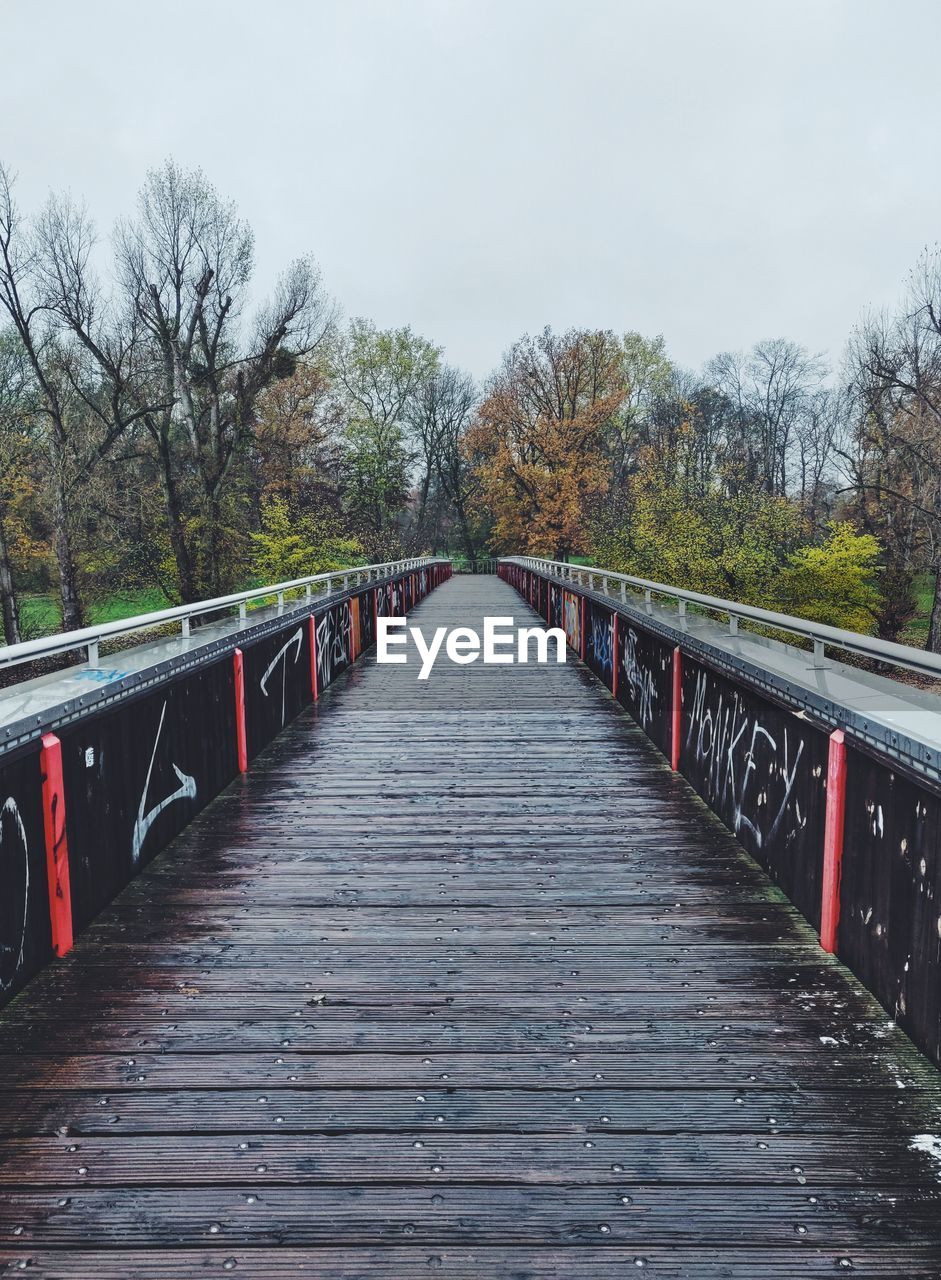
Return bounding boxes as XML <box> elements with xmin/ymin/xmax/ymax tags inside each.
<box><xmin>549</xmin><ymin>583</ymin><xmax>563</xmax><ymax>630</ymax></box>
<box><xmin>562</xmin><ymin>590</ymin><xmax>581</xmax><ymax>653</ymax></box>
<box><xmin>356</xmin><ymin>592</ymin><xmax>375</xmax><ymax>654</ymax></box>
<box><xmin>242</xmin><ymin>618</ymin><xmax>312</xmax><ymax>760</ymax></box>
<box><xmin>680</xmin><ymin>656</ymin><xmax>828</xmax><ymax>926</ymax></box>
<box><xmin>616</xmin><ymin>620</ymin><xmax>674</xmax><ymax>757</ymax></box>
<box><xmin>585</xmin><ymin>599</ymin><xmax>615</xmax><ymax>690</ymax></box>
<box><xmin>0</xmin><ymin>747</ymin><xmax>49</xmax><ymax>1004</ymax></box>
<box><xmin>61</xmin><ymin>657</ymin><xmax>238</xmax><ymax>931</ymax></box>
<box><xmin>841</xmin><ymin>749</ymin><xmax>941</xmax><ymax>1064</ymax></box>
<box><xmin>376</xmin><ymin>577</ymin><xmax>406</xmax><ymax>620</ymax></box>
<box><xmin>314</xmin><ymin>599</ymin><xmax>353</xmax><ymax>693</ymax></box>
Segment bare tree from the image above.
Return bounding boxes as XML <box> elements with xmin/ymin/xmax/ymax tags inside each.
<box><xmin>0</xmin><ymin>165</ymin><xmax>150</xmax><ymax>629</ymax></box>
<box><xmin>413</xmin><ymin>366</ymin><xmax>479</xmax><ymax>561</ymax></box>
<box><xmin>846</xmin><ymin>260</ymin><xmax>941</xmax><ymax>649</ymax></box>
<box><xmin>0</xmin><ymin>329</ymin><xmax>32</xmax><ymax>642</ymax></box>
<box><xmin>707</xmin><ymin>340</ymin><xmax>827</xmax><ymax>497</ymax></box>
<box><xmin>116</xmin><ymin>161</ymin><xmax>336</xmax><ymax>597</ymax></box>
<box><xmin>794</xmin><ymin>386</ymin><xmax>843</xmax><ymax>524</ymax></box>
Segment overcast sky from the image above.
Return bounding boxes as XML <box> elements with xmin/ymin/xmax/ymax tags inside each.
<box><xmin>3</xmin><ymin>0</ymin><xmax>939</xmax><ymax>379</ymax></box>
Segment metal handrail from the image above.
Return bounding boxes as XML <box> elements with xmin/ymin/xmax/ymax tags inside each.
<box><xmin>503</xmin><ymin>555</ymin><xmax>941</xmax><ymax>681</ymax></box>
<box><xmin>452</xmin><ymin>558</ymin><xmax>497</xmax><ymax>575</ymax></box>
<box><xmin>0</xmin><ymin>557</ymin><xmax>447</xmax><ymax>671</ymax></box>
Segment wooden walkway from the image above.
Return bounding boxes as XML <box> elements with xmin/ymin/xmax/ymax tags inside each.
<box><xmin>2</xmin><ymin>575</ymin><xmax>941</xmax><ymax>1277</ymax></box>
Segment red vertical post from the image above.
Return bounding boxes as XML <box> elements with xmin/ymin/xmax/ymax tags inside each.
<box><xmin>671</xmin><ymin>646</ymin><xmax>682</xmax><ymax>772</ymax></box>
<box><xmin>40</xmin><ymin>732</ymin><xmax>73</xmax><ymax>957</ymax></box>
<box><xmin>348</xmin><ymin>601</ymin><xmax>355</xmax><ymax>662</ymax></box>
<box><xmin>820</xmin><ymin>728</ymin><xmax>847</xmax><ymax>953</ymax></box>
<box><xmin>309</xmin><ymin>615</ymin><xmax>319</xmax><ymax>701</ymax></box>
<box><xmin>612</xmin><ymin>613</ymin><xmax>619</xmax><ymax>700</ymax></box>
<box><xmin>372</xmin><ymin>587</ymin><xmax>379</xmax><ymax>641</ymax></box>
<box><xmin>233</xmin><ymin>648</ymin><xmax>248</xmax><ymax>773</ymax></box>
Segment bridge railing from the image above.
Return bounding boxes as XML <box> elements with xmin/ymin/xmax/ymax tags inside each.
<box><xmin>451</xmin><ymin>558</ymin><xmax>498</xmax><ymax>575</ymax></box>
<box><xmin>0</xmin><ymin>558</ymin><xmax>433</xmax><ymax>671</ymax></box>
<box><xmin>513</xmin><ymin>555</ymin><xmax>941</xmax><ymax>679</ymax></box>
<box><xmin>501</xmin><ymin>555</ymin><xmax>941</xmax><ymax>1071</ymax></box>
<box><xmin>0</xmin><ymin>557</ymin><xmax>452</xmax><ymax>1007</ymax></box>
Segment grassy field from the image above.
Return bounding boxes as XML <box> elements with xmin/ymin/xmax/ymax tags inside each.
<box><xmin>901</xmin><ymin>572</ymin><xmax>936</xmax><ymax>645</ymax></box>
<box><xmin>20</xmin><ymin>589</ymin><xmax>172</xmax><ymax>640</ymax></box>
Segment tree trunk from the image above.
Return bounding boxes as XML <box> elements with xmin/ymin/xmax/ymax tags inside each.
<box><xmin>927</xmin><ymin>564</ymin><xmax>941</xmax><ymax>654</ymax></box>
<box><xmin>157</xmin><ymin>436</ymin><xmax>198</xmax><ymax>603</ymax></box>
<box><xmin>413</xmin><ymin>467</ymin><xmax>432</xmax><ymax>551</ymax></box>
<box><xmin>0</xmin><ymin>512</ymin><xmax>20</xmax><ymax>645</ymax></box>
<box><xmin>51</xmin><ymin>469</ymin><xmax>83</xmax><ymax>631</ymax></box>
<box><xmin>452</xmin><ymin>496</ymin><xmax>477</xmax><ymax>569</ymax></box>
<box><xmin>206</xmin><ymin>491</ymin><xmax>225</xmax><ymax>597</ymax></box>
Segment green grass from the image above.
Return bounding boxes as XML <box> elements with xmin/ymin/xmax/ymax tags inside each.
<box><xmin>19</xmin><ymin>588</ymin><xmax>173</xmax><ymax>641</ymax></box>
<box><xmin>904</xmin><ymin>572</ymin><xmax>936</xmax><ymax>640</ymax></box>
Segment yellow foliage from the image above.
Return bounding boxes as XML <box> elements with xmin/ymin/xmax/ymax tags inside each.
<box><xmin>777</xmin><ymin>522</ymin><xmax>882</xmax><ymax>633</ymax></box>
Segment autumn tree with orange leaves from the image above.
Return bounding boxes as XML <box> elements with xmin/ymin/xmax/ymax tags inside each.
<box><xmin>467</xmin><ymin>328</ymin><xmax>626</xmax><ymax>560</ymax></box>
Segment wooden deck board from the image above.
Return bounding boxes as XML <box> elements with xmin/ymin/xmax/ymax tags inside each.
<box><xmin>1</xmin><ymin>574</ymin><xmax>941</xmax><ymax>1277</ymax></box>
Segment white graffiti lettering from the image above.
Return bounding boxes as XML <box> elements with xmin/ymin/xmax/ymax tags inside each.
<box><xmin>0</xmin><ymin>797</ymin><xmax>28</xmax><ymax>990</ymax></box>
<box><xmin>260</xmin><ymin>627</ymin><xmax>303</xmax><ymax>727</ymax></box>
<box><xmin>316</xmin><ymin>605</ymin><xmax>351</xmax><ymax>689</ymax></box>
<box><xmin>131</xmin><ymin>700</ymin><xmax>197</xmax><ymax>865</ymax></box>
<box><xmin>623</xmin><ymin>629</ymin><xmax>658</xmax><ymax>728</ymax></box>
<box><xmin>685</xmin><ymin>668</ymin><xmax>806</xmax><ymax>849</ymax></box>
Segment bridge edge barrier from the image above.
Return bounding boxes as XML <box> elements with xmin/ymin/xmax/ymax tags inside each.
<box><xmin>0</xmin><ymin>563</ymin><xmax>449</xmax><ymax>1011</ymax></box>
<box><xmin>501</xmin><ymin>560</ymin><xmax>941</xmax><ymax>1070</ymax></box>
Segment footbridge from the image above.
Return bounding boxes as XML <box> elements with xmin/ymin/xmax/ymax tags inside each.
<box><xmin>1</xmin><ymin>558</ymin><xmax>941</xmax><ymax>1276</ymax></box>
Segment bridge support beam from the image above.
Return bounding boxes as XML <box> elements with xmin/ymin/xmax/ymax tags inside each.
<box><xmin>309</xmin><ymin>615</ymin><xmax>319</xmax><ymax>702</ymax></box>
<box><xmin>233</xmin><ymin>648</ymin><xmax>248</xmax><ymax>773</ymax></box>
<box><xmin>671</xmin><ymin>646</ymin><xmax>682</xmax><ymax>771</ymax></box>
<box><xmin>39</xmin><ymin>732</ymin><xmax>73</xmax><ymax>957</ymax></box>
<box><xmin>820</xmin><ymin>728</ymin><xmax>847</xmax><ymax>953</ymax></box>
<box><xmin>612</xmin><ymin>613</ymin><xmax>619</xmax><ymax>701</ymax></box>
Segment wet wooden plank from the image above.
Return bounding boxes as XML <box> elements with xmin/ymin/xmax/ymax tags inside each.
<box><xmin>14</xmin><ymin>988</ymin><xmax>884</xmax><ymax>1021</ymax></box>
<box><xmin>5</xmin><ymin>1249</ymin><xmax>941</xmax><ymax>1279</ymax></box>
<box><xmin>2</xmin><ymin>1184</ymin><xmax>941</xmax><ymax>1247</ymax></box>
<box><xmin>0</xmin><ymin>1017</ymin><xmax>912</xmax><ymax>1055</ymax></box>
<box><xmin>2</xmin><ymin>1131</ymin><xmax>940</xmax><ymax>1186</ymax></box>
<box><xmin>0</xmin><ymin>1088</ymin><xmax>929</xmax><ymax>1137</ymax></box>
<box><xmin>0</xmin><ymin>1049</ymin><xmax>932</xmax><ymax>1091</ymax></box>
